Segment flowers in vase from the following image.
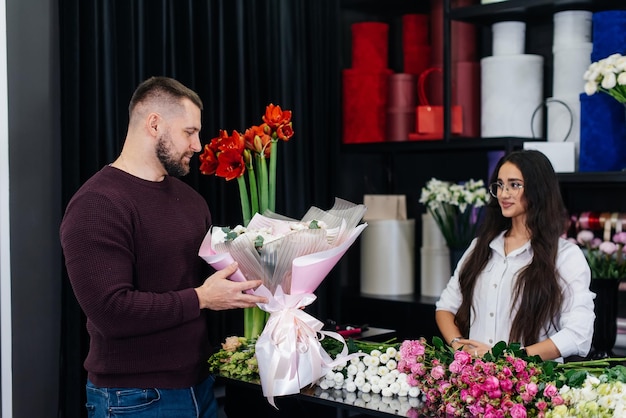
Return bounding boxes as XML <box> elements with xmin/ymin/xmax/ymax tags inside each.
<box><xmin>584</xmin><ymin>53</ymin><xmax>626</xmax><ymax>104</ymax></box>
<box><xmin>575</xmin><ymin>230</ymin><xmax>626</xmax><ymax>279</ymax></box>
<box><xmin>419</xmin><ymin>178</ymin><xmax>488</xmax><ymax>249</ymax></box>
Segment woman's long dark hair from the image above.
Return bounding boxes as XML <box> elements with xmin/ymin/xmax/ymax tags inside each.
<box><xmin>454</xmin><ymin>150</ymin><xmax>566</xmax><ymax>345</ymax></box>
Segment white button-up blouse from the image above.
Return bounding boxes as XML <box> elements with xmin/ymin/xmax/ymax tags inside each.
<box><xmin>436</xmin><ymin>231</ymin><xmax>595</xmax><ymax>359</ymax></box>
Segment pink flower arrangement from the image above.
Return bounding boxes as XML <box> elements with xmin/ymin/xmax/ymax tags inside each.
<box><xmin>398</xmin><ymin>337</ymin><xmax>564</xmax><ymax>417</ymax></box>
<box><xmin>574</xmin><ymin>230</ymin><xmax>626</xmax><ymax>279</ymax></box>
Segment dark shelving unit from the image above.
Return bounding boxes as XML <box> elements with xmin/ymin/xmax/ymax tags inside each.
<box><xmin>337</xmin><ymin>0</ymin><xmax>626</xmax><ymax>340</ymax></box>
<box><xmin>449</xmin><ymin>0</ymin><xmax>626</xmax><ymax>25</ymax></box>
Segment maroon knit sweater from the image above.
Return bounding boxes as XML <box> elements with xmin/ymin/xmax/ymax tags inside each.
<box><xmin>60</xmin><ymin>166</ymin><xmax>213</xmax><ymax>388</ymax></box>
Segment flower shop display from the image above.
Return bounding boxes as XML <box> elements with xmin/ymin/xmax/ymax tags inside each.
<box><xmin>584</xmin><ymin>53</ymin><xmax>626</xmax><ymax>104</ymax></box>
<box><xmin>574</xmin><ymin>230</ymin><xmax>626</xmax><ymax>359</ymax></box>
<box><xmin>209</xmin><ymin>332</ymin><xmax>626</xmax><ymax>417</ymax></box>
<box><xmin>199</xmin><ymin>198</ymin><xmax>368</xmax><ymax>406</ymax></box>
<box><xmin>575</xmin><ymin>230</ymin><xmax>626</xmax><ymax>280</ymax></box>
<box><xmin>419</xmin><ymin>178</ymin><xmax>488</xmax><ymax>270</ymax></box>
<box><xmin>199</xmin><ymin>104</ymin><xmax>294</xmax><ymax>338</ymax></box>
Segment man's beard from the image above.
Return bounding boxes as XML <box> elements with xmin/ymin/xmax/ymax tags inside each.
<box><xmin>156</xmin><ymin>131</ymin><xmax>190</xmax><ymax>177</ymax></box>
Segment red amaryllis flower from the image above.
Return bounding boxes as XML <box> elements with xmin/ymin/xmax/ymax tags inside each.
<box><xmin>243</xmin><ymin>125</ymin><xmax>271</xmax><ymax>157</ymax></box>
<box><xmin>200</xmin><ymin>130</ymin><xmax>246</xmax><ymax>176</ymax></box>
<box><xmin>262</xmin><ymin>103</ymin><xmax>292</xmax><ymax>130</ymax></box>
<box><xmin>215</xmin><ymin>129</ymin><xmax>245</xmax><ymax>154</ymax></box>
<box><xmin>276</xmin><ymin>122</ymin><xmax>294</xmax><ymax>141</ymax></box>
<box><xmin>199</xmin><ymin>144</ymin><xmax>218</xmax><ymax>175</ymax></box>
<box><xmin>199</xmin><ymin>103</ymin><xmax>294</xmax><ymax>227</ymax></box>
<box><xmin>216</xmin><ymin>149</ymin><xmax>246</xmax><ymax>181</ymax></box>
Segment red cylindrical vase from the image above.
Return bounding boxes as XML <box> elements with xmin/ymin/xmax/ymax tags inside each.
<box><xmin>351</xmin><ymin>22</ymin><xmax>389</xmax><ymax>70</ymax></box>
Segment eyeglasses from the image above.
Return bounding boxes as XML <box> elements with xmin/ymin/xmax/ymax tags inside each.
<box><xmin>489</xmin><ymin>181</ymin><xmax>524</xmax><ymax>198</ymax></box>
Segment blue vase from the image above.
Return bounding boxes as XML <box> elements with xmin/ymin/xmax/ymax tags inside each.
<box><xmin>448</xmin><ymin>247</ymin><xmax>466</xmax><ymax>274</ymax></box>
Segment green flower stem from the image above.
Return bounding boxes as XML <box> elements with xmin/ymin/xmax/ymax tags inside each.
<box><xmin>244</xmin><ymin>306</ymin><xmax>268</xmax><ymax>339</ymax></box>
<box><xmin>268</xmin><ymin>140</ymin><xmax>277</xmax><ymax>212</ymax></box>
<box><xmin>257</xmin><ymin>155</ymin><xmax>269</xmax><ymax>213</ymax></box>
<box><xmin>557</xmin><ymin>357</ymin><xmax>626</xmax><ymax>369</ymax></box>
<box><xmin>237</xmin><ymin>176</ymin><xmax>251</xmax><ymax>227</ymax></box>
<box><xmin>247</xmin><ymin>164</ymin><xmax>259</xmax><ymax>222</ymax></box>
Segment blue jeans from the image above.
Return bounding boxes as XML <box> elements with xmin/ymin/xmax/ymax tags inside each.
<box><xmin>85</xmin><ymin>375</ymin><xmax>217</xmax><ymax>418</ymax></box>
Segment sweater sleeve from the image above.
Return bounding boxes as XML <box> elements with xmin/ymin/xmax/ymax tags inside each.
<box><xmin>60</xmin><ymin>189</ymin><xmax>202</xmax><ymax>339</ymax></box>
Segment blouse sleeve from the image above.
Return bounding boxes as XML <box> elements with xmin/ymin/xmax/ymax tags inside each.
<box><xmin>549</xmin><ymin>240</ymin><xmax>595</xmax><ymax>358</ymax></box>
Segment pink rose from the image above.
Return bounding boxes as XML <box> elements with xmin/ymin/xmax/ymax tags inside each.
<box><xmin>431</xmin><ymin>365</ymin><xmax>445</xmax><ymax>380</ymax></box>
<box><xmin>577</xmin><ymin>230</ymin><xmax>595</xmax><ymax>245</ymax></box>
<box><xmin>510</xmin><ymin>404</ymin><xmax>527</xmax><ymax>418</ymax></box>
<box><xmin>599</xmin><ymin>241</ymin><xmax>617</xmax><ymax>255</ymax></box>
<box><xmin>480</xmin><ymin>375</ymin><xmax>500</xmax><ymax>392</ymax></box>
<box><xmin>536</xmin><ymin>400</ymin><xmax>548</xmax><ymax>411</ymax></box>
<box><xmin>543</xmin><ymin>384</ymin><xmax>558</xmax><ymax>398</ymax></box>
<box><xmin>614</xmin><ymin>231</ymin><xmax>626</xmax><ymax>244</ymax></box>
<box><xmin>525</xmin><ymin>382</ymin><xmax>538</xmax><ymax>397</ymax></box>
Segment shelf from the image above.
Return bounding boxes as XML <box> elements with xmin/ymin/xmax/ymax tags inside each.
<box><xmin>341</xmin><ymin>137</ymin><xmax>535</xmax><ymax>154</ymax></box>
<box><xmin>449</xmin><ymin>0</ymin><xmax>626</xmax><ymax>25</ymax></box>
<box><xmin>557</xmin><ymin>171</ymin><xmax>626</xmax><ymax>184</ymax></box>
<box><xmin>341</xmin><ymin>0</ymin><xmax>428</xmax><ymax>14</ymax></box>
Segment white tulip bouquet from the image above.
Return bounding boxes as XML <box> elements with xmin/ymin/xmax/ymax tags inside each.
<box><xmin>584</xmin><ymin>53</ymin><xmax>626</xmax><ymax>104</ymax></box>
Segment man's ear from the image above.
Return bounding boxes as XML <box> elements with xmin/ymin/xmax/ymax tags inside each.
<box><xmin>146</xmin><ymin>112</ymin><xmax>161</xmax><ymax>138</ymax></box>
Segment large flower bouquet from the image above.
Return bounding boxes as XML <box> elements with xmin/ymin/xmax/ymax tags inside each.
<box><xmin>199</xmin><ymin>198</ymin><xmax>368</xmax><ymax>406</ymax></box>
<box><xmin>584</xmin><ymin>53</ymin><xmax>626</xmax><ymax>104</ymax></box>
<box><xmin>199</xmin><ymin>104</ymin><xmax>294</xmax><ymax>339</ymax></box>
<box><xmin>419</xmin><ymin>178</ymin><xmax>489</xmax><ymax>249</ymax></box>
<box><xmin>574</xmin><ymin>230</ymin><xmax>626</xmax><ymax>279</ymax></box>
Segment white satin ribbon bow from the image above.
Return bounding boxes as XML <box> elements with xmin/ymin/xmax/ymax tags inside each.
<box><xmin>253</xmin><ymin>285</ymin><xmax>361</xmax><ymax>408</ymax></box>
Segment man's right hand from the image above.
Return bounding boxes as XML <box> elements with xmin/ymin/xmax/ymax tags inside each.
<box><xmin>194</xmin><ymin>262</ymin><xmax>269</xmax><ymax>310</ymax></box>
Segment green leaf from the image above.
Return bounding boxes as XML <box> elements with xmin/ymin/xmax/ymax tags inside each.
<box><xmin>565</xmin><ymin>370</ymin><xmax>589</xmax><ymax>387</ymax></box>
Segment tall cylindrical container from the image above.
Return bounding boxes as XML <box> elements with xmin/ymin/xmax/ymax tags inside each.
<box><xmin>360</xmin><ymin>219</ymin><xmax>415</xmax><ymax>296</ymax></box>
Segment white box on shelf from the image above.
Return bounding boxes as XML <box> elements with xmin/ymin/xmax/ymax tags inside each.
<box><xmin>523</xmin><ymin>142</ymin><xmax>576</xmax><ymax>173</ymax></box>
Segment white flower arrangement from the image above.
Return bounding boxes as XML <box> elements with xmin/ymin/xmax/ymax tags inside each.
<box><xmin>316</xmin><ymin>346</ymin><xmax>421</xmax><ymax>398</ymax></box>
<box><xmin>315</xmin><ymin>345</ymin><xmax>423</xmax><ymax>414</ymax></box>
<box><xmin>419</xmin><ymin>178</ymin><xmax>488</xmax><ymax>249</ymax></box>
<box><xmin>546</xmin><ymin>374</ymin><xmax>626</xmax><ymax>418</ymax></box>
<box><xmin>583</xmin><ymin>53</ymin><xmax>626</xmax><ymax>104</ymax></box>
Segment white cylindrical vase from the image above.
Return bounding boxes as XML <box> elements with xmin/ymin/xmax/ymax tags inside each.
<box><xmin>420</xmin><ymin>247</ymin><xmax>451</xmax><ymax>298</ymax></box>
<box><xmin>360</xmin><ymin>219</ymin><xmax>415</xmax><ymax>296</ymax></box>
<box><xmin>422</xmin><ymin>212</ymin><xmax>447</xmax><ymax>249</ymax></box>
<box><xmin>481</xmin><ymin>54</ymin><xmax>544</xmax><ymax>138</ymax></box>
